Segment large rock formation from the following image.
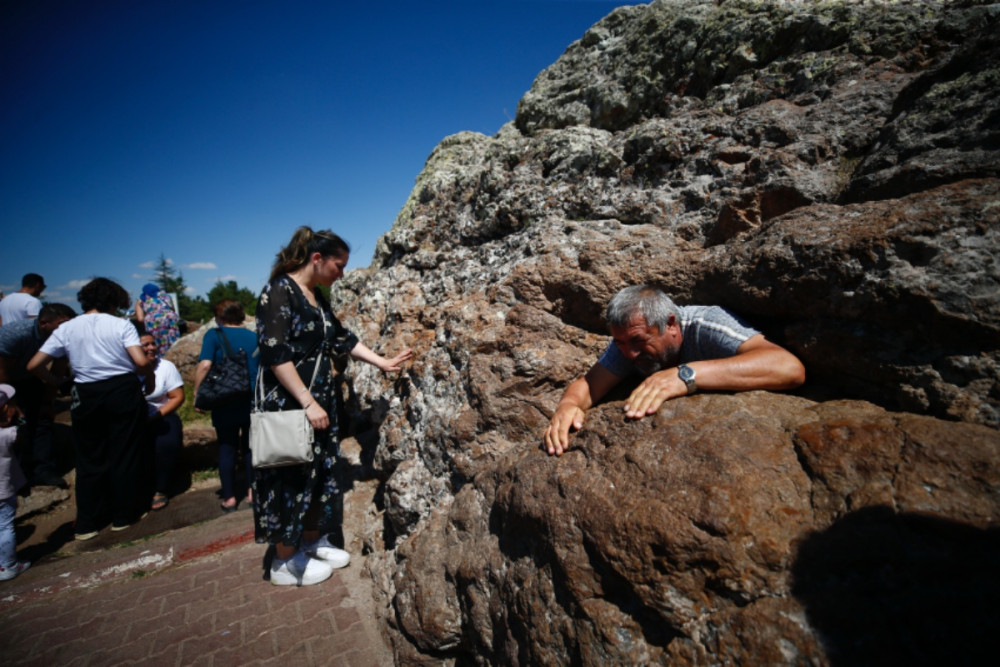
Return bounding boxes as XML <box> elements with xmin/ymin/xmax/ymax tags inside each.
<box><xmin>329</xmin><ymin>0</ymin><xmax>1000</xmax><ymax>663</ymax></box>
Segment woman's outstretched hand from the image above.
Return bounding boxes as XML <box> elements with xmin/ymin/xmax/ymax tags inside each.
<box><xmin>379</xmin><ymin>349</ymin><xmax>413</xmax><ymax>373</ymax></box>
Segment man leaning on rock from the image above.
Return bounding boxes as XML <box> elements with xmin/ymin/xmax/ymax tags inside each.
<box><xmin>544</xmin><ymin>285</ymin><xmax>806</xmax><ymax>456</ymax></box>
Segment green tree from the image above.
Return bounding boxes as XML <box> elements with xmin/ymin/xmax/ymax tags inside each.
<box><xmin>206</xmin><ymin>280</ymin><xmax>258</xmax><ymax>317</ymax></box>
<box><xmin>147</xmin><ymin>254</ymin><xmax>257</xmax><ymax>323</ymax></box>
<box><xmin>150</xmin><ymin>253</ymin><xmax>212</xmax><ymax>323</ymax></box>
<box><xmin>153</xmin><ymin>253</ymin><xmax>185</xmax><ymax>295</ymax></box>
<box><xmin>179</xmin><ymin>295</ymin><xmax>212</xmax><ymax>323</ymax></box>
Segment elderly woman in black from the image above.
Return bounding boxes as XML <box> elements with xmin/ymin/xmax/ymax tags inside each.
<box><xmin>256</xmin><ymin>226</ymin><xmax>411</xmax><ymax>586</ymax></box>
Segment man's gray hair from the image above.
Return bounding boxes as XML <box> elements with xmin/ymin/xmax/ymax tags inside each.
<box><xmin>605</xmin><ymin>285</ymin><xmax>679</xmax><ymax>333</ymax></box>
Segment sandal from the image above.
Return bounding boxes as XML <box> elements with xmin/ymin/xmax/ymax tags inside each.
<box><xmin>220</xmin><ymin>499</ymin><xmax>238</xmax><ymax>513</ymax></box>
<box><xmin>152</xmin><ymin>493</ymin><xmax>169</xmax><ymax>511</ymax></box>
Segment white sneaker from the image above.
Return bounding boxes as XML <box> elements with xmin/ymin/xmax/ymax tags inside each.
<box><xmin>0</xmin><ymin>561</ymin><xmax>30</xmax><ymax>581</ymax></box>
<box><xmin>303</xmin><ymin>535</ymin><xmax>351</xmax><ymax>569</ymax></box>
<box><xmin>270</xmin><ymin>551</ymin><xmax>333</xmax><ymax>586</ymax></box>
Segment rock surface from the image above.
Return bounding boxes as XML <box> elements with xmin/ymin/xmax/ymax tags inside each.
<box><xmin>325</xmin><ymin>0</ymin><xmax>1000</xmax><ymax>663</ymax></box>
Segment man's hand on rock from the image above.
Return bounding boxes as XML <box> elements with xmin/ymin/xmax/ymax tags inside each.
<box><xmin>544</xmin><ymin>404</ymin><xmax>586</xmax><ymax>456</ymax></box>
<box><xmin>624</xmin><ymin>369</ymin><xmax>687</xmax><ymax>419</ymax></box>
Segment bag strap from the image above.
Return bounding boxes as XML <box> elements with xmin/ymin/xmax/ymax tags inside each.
<box><xmin>214</xmin><ymin>327</ymin><xmax>237</xmax><ymax>360</ymax></box>
<box><xmin>254</xmin><ymin>309</ymin><xmax>329</xmax><ymax>411</ymax></box>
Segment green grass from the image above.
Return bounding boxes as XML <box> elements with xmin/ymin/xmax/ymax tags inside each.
<box><xmin>178</xmin><ymin>385</ymin><xmax>211</xmax><ymax>427</ymax></box>
<box><xmin>191</xmin><ymin>468</ymin><xmax>219</xmax><ymax>484</ymax></box>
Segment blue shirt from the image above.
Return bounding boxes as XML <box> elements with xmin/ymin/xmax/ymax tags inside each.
<box><xmin>198</xmin><ymin>326</ymin><xmax>260</xmax><ymax>426</ymax></box>
<box><xmin>0</xmin><ymin>318</ymin><xmax>44</xmax><ymax>381</ymax></box>
<box><xmin>598</xmin><ymin>305</ymin><xmax>759</xmax><ymax>377</ymax></box>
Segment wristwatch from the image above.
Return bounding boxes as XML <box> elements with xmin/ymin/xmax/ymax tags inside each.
<box><xmin>677</xmin><ymin>364</ymin><xmax>697</xmax><ymax>394</ymax></box>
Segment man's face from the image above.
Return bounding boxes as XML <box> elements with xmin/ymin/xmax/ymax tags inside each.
<box><xmin>31</xmin><ymin>282</ymin><xmax>46</xmax><ymax>297</ymax></box>
<box><xmin>610</xmin><ymin>312</ymin><xmax>682</xmax><ymax>375</ymax></box>
<box><xmin>37</xmin><ymin>316</ymin><xmax>69</xmax><ymax>339</ymax></box>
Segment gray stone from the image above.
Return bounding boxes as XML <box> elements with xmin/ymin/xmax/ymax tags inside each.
<box><xmin>323</xmin><ymin>0</ymin><xmax>1000</xmax><ymax>662</ymax></box>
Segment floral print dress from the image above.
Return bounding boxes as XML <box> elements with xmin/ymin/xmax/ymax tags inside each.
<box><xmin>141</xmin><ymin>294</ymin><xmax>181</xmax><ymax>355</ymax></box>
<box><xmin>253</xmin><ymin>275</ymin><xmax>358</xmax><ymax>547</ymax></box>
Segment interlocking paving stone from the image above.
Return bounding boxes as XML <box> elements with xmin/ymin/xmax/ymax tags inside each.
<box><xmin>1</xmin><ymin>512</ymin><xmax>392</xmax><ymax>666</ymax></box>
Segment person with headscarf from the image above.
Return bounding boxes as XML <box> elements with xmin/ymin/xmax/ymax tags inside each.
<box><xmin>135</xmin><ymin>283</ymin><xmax>181</xmax><ymax>355</ymax></box>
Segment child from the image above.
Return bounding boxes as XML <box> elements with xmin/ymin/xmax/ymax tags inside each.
<box><xmin>0</xmin><ymin>383</ymin><xmax>30</xmax><ymax>581</ymax></box>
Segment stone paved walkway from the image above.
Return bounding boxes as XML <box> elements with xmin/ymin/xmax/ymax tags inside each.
<box><xmin>0</xmin><ymin>505</ymin><xmax>392</xmax><ymax>666</ymax></box>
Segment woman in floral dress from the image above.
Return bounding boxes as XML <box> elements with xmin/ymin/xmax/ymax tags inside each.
<box><xmin>135</xmin><ymin>284</ymin><xmax>180</xmax><ymax>355</ymax></box>
<box><xmin>255</xmin><ymin>226</ymin><xmax>411</xmax><ymax>586</ymax></box>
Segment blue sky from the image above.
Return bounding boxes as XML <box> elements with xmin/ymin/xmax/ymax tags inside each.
<box><xmin>1</xmin><ymin>0</ymin><xmax>644</xmax><ymax>313</ymax></box>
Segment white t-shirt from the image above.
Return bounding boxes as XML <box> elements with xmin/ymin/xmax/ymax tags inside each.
<box><xmin>39</xmin><ymin>313</ymin><xmax>141</xmax><ymax>383</ymax></box>
<box><xmin>146</xmin><ymin>358</ymin><xmax>183</xmax><ymax>411</ymax></box>
<box><xmin>0</xmin><ymin>292</ymin><xmax>42</xmax><ymax>324</ymax></box>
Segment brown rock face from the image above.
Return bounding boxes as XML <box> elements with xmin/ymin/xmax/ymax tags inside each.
<box><xmin>328</xmin><ymin>0</ymin><xmax>1000</xmax><ymax>663</ymax></box>
<box><xmin>390</xmin><ymin>396</ymin><xmax>999</xmax><ymax>664</ymax></box>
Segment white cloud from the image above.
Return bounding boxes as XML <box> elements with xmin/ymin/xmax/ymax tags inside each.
<box><xmin>185</xmin><ymin>262</ymin><xmax>218</xmax><ymax>270</ymax></box>
<box><xmin>184</xmin><ymin>286</ymin><xmax>198</xmax><ymax>294</ymax></box>
<box><xmin>216</xmin><ymin>275</ymin><xmax>239</xmax><ymax>282</ymax></box>
<box><xmin>139</xmin><ymin>258</ymin><xmax>173</xmax><ymax>269</ymax></box>
<box><xmin>64</xmin><ymin>279</ymin><xmax>91</xmax><ymax>289</ymax></box>
<box><xmin>132</xmin><ymin>273</ymin><xmax>146</xmax><ymax>279</ymax></box>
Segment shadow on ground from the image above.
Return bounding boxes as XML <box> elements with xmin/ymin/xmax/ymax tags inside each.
<box><xmin>792</xmin><ymin>506</ymin><xmax>1000</xmax><ymax>666</ymax></box>
<box><xmin>14</xmin><ymin>425</ymin><xmax>255</xmax><ymax>566</ymax></box>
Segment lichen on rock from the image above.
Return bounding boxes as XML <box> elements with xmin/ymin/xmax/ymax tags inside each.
<box><xmin>329</xmin><ymin>0</ymin><xmax>1000</xmax><ymax>663</ymax></box>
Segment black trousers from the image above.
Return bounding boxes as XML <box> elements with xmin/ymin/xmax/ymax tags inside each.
<box><xmin>71</xmin><ymin>374</ymin><xmax>149</xmax><ymax>532</ymax></box>
<box><xmin>147</xmin><ymin>412</ymin><xmax>182</xmax><ymax>493</ymax></box>
<box><xmin>12</xmin><ymin>376</ymin><xmax>58</xmax><ymax>481</ymax></box>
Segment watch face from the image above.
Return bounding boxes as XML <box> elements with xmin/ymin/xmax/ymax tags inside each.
<box><xmin>679</xmin><ymin>365</ymin><xmax>694</xmax><ymax>381</ymax></box>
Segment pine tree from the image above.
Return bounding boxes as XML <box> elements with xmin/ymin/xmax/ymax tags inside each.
<box><xmin>153</xmin><ymin>253</ymin><xmax>185</xmax><ymax>295</ymax></box>
<box><xmin>151</xmin><ymin>253</ymin><xmax>212</xmax><ymax>322</ymax></box>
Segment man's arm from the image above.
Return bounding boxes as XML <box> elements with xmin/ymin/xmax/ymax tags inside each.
<box><xmin>27</xmin><ymin>350</ymin><xmax>64</xmax><ymax>388</ymax></box>
<box><xmin>623</xmin><ymin>334</ymin><xmax>806</xmax><ymax>418</ymax></box>
<box><xmin>544</xmin><ymin>362</ymin><xmax>622</xmax><ymax>457</ymax></box>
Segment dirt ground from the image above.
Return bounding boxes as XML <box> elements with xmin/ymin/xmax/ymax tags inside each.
<box><xmin>13</xmin><ymin>418</ymin><xmax>231</xmax><ymax>564</ymax></box>
<box><xmin>13</xmin><ymin>410</ymin><xmax>380</xmax><ymax>568</ymax></box>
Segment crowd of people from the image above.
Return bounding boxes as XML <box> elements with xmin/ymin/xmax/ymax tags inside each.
<box><xmin>0</xmin><ymin>271</ymin><xmax>222</xmax><ymax>579</ymax></box>
<box><xmin>0</xmin><ymin>230</ymin><xmax>416</xmax><ymax>587</ymax></box>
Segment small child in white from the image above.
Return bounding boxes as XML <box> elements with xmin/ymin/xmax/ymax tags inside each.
<box><xmin>0</xmin><ymin>383</ymin><xmax>30</xmax><ymax>581</ymax></box>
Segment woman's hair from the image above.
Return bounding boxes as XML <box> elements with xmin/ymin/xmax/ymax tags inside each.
<box><xmin>269</xmin><ymin>226</ymin><xmax>350</xmax><ymax>282</ymax></box>
<box><xmin>78</xmin><ymin>278</ymin><xmax>131</xmax><ymax>314</ymax></box>
<box><xmin>605</xmin><ymin>285</ymin><xmax>679</xmax><ymax>333</ymax></box>
<box><xmin>215</xmin><ymin>299</ymin><xmax>246</xmax><ymax>325</ymax></box>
